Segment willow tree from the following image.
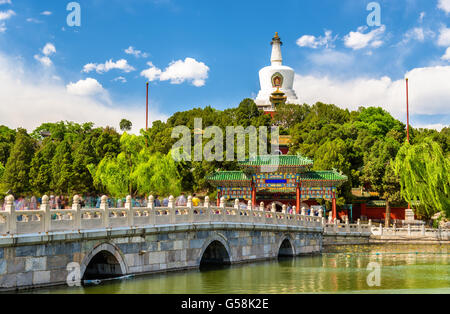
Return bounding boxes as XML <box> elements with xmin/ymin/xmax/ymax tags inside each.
<box><xmin>88</xmin><ymin>133</ymin><xmax>144</xmax><ymax>197</ymax></box>
<box><xmin>88</xmin><ymin>133</ymin><xmax>182</xmax><ymax>198</ymax></box>
<box><xmin>393</xmin><ymin>138</ymin><xmax>450</xmax><ymax>220</ymax></box>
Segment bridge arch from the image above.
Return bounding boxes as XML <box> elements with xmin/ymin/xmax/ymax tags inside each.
<box><xmin>80</xmin><ymin>242</ymin><xmax>128</xmax><ymax>280</ymax></box>
<box><xmin>199</xmin><ymin>234</ymin><xmax>232</xmax><ymax>266</ymax></box>
<box><xmin>277</xmin><ymin>235</ymin><xmax>295</xmax><ymax>257</ymax></box>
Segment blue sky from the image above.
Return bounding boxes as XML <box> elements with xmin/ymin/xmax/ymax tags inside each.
<box><xmin>0</xmin><ymin>0</ymin><xmax>449</xmax><ymax>131</ymax></box>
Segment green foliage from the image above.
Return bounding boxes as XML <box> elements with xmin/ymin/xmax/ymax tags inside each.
<box><xmin>393</xmin><ymin>138</ymin><xmax>450</xmax><ymax>219</ymax></box>
<box><xmin>2</xmin><ymin>128</ymin><xmax>35</xmax><ymax>194</ymax></box>
<box><xmin>0</xmin><ymin>125</ymin><xmax>16</xmax><ymax>166</ymax></box>
<box><xmin>120</xmin><ymin>119</ymin><xmax>133</xmax><ymax>132</ymax></box>
<box><xmin>0</xmin><ymin>162</ymin><xmax>4</xmax><ymax>180</ymax></box>
<box><xmin>29</xmin><ymin>140</ymin><xmax>56</xmax><ymax>195</ymax></box>
<box><xmin>51</xmin><ymin>140</ymin><xmax>74</xmax><ymax>195</ymax></box>
<box><xmin>89</xmin><ymin>133</ymin><xmax>181</xmax><ymax>197</ymax></box>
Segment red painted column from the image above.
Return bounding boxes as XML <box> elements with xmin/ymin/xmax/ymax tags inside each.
<box><xmin>296</xmin><ymin>183</ymin><xmax>301</xmax><ymax>214</ymax></box>
<box><xmin>332</xmin><ymin>194</ymin><xmax>337</xmax><ymax>220</ymax></box>
<box><xmin>251</xmin><ymin>180</ymin><xmax>257</xmax><ymax>207</ymax></box>
<box><xmin>217</xmin><ymin>191</ymin><xmax>221</xmax><ymax>206</ymax></box>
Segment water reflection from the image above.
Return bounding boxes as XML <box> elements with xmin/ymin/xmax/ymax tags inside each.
<box><xmin>26</xmin><ymin>244</ymin><xmax>449</xmax><ymax>294</ymax></box>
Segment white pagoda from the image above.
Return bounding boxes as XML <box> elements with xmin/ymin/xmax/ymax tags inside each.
<box><xmin>255</xmin><ymin>32</ymin><xmax>298</xmax><ymax>111</ymax></box>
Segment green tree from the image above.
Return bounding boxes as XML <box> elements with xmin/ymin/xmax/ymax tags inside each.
<box><xmin>120</xmin><ymin>119</ymin><xmax>133</xmax><ymax>132</ymax></box>
<box><xmin>0</xmin><ymin>125</ymin><xmax>16</xmax><ymax>166</ymax></box>
<box><xmin>2</xmin><ymin>128</ymin><xmax>35</xmax><ymax>194</ymax></box>
<box><xmin>361</xmin><ymin>138</ymin><xmax>402</xmax><ymax>226</ymax></box>
<box><xmin>29</xmin><ymin>140</ymin><xmax>56</xmax><ymax>195</ymax></box>
<box><xmin>393</xmin><ymin>138</ymin><xmax>450</xmax><ymax>220</ymax></box>
<box><xmin>51</xmin><ymin>140</ymin><xmax>74</xmax><ymax>195</ymax></box>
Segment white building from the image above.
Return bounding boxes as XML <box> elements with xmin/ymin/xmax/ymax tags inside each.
<box><xmin>255</xmin><ymin>32</ymin><xmax>298</xmax><ymax>111</ymax></box>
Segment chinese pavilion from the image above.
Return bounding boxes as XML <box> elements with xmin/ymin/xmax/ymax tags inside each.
<box><xmin>206</xmin><ymin>155</ymin><xmax>348</xmax><ymax>219</ymax></box>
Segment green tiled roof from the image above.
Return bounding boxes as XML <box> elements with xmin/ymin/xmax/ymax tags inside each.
<box><xmin>299</xmin><ymin>171</ymin><xmax>348</xmax><ymax>182</ymax></box>
<box><xmin>206</xmin><ymin>171</ymin><xmax>251</xmax><ymax>182</ymax></box>
<box><xmin>240</xmin><ymin>155</ymin><xmax>313</xmax><ymax>167</ymax></box>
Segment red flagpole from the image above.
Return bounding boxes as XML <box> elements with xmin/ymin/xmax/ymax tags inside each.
<box><xmin>406</xmin><ymin>78</ymin><xmax>410</xmax><ymax>143</ymax></box>
<box><xmin>146</xmin><ymin>82</ymin><xmax>149</xmax><ymax>147</ymax></box>
<box><xmin>406</xmin><ymin>78</ymin><xmax>411</xmax><ymax>211</ymax></box>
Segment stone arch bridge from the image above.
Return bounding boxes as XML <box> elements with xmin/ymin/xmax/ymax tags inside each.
<box><xmin>0</xmin><ymin>195</ymin><xmax>370</xmax><ymax>291</ymax></box>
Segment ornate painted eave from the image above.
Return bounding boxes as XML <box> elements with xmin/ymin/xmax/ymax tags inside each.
<box><xmin>239</xmin><ymin>155</ymin><xmax>313</xmax><ymax>173</ymax></box>
<box><xmin>206</xmin><ymin>171</ymin><xmax>252</xmax><ymax>187</ymax></box>
<box><xmin>299</xmin><ymin>171</ymin><xmax>348</xmax><ymax>187</ymax></box>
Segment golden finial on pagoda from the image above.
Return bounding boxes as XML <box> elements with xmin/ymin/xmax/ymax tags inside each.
<box><xmin>274</xmin><ymin>32</ymin><xmax>279</xmax><ymax>38</ymax></box>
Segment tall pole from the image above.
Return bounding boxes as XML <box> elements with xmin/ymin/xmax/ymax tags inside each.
<box><xmin>146</xmin><ymin>82</ymin><xmax>149</xmax><ymax>147</ymax></box>
<box><xmin>406</xmin><ymin>78</ymin><xmax>411</xmax><ymax>211</ymax></box>
<box><xmin>406</xmin><ymin>78</ymin><xmax>410</xmax><ymax>143</ymax></box>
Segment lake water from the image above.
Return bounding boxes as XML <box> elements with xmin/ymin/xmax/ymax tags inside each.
<box><xmin>29</xmin><ymin>244</ymin><xmax>449</xmax><ymax>294</ymax></box>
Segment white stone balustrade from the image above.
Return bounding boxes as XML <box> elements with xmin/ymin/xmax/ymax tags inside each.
<box><xmin>0</xmin><ymin>194</ymin><xmax>376</xmax><ymax>236</ymax></box>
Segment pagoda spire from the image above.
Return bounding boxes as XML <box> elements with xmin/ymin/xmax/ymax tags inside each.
<box><xmin>271</xmin><ymin>32</ymin><xmax>283</xmax><ymax>66</ymax></box>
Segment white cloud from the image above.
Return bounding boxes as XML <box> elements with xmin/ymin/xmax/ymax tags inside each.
<box><xmin>296</xmin><ymin>30</ymin><xmax>336</xmax><ymax>49</ymax></box>
<box><xmin>34</xmin><ymin>43</ymin><xmax>56</xmax><ymax>66</ymax></box>
<box><xmin>124</xmin><ymin>46</ymin><xmax>148</xmax><ymax>58</ymax></box>
<box><xmin>141</xmin><ymin>57</ymin><xmax>210</xmax><ymax>87</ymax></box>
<box><xmin>0</xmin><ymin>22</ymin><xmax>5</xmax><ymax>33</ymax></box>
<box><xmin>0</xmin><ymin>9</ymin><xmax>14</xmax><ymax>20</ymax></box>
<box><xmin>437</xmin><ymin>26</ymin><xmax>450</xmax><ymax>46</ymax></box>
<box><xmin>344</xmin><ymin>25</ymin><xmax>386</xmax><ymax>50</ymax></box>
<box><xmin>293</xmin><ymin>66</ymin><xmax>450</xmax><ymax>126</ymax></box>
<box><xmin>442</xmin><ymin>47</ymin><xmax>450</xmax><ymax>61</ymax></box>
<box><xmin>438</xmin><ymin>0</ymin><xmax>450</xmax><ymax>14</ymax></box>
<box><xmin>66</xmin><ymin>78</ymin><xmax>106</xmax><ymax>97</ymax></box>
<box><xmin>41</xmin><ymin>11</ymin><xmax>52</xmax><ymax>16</ymax></box>
<box><xmin>83</xmin><ymin>59</ymin><xmax>135</xmax><ymax>74</ymax></box>
<box><xmin>112</xmin><ymin>76</ymin><xmax>127</xmax><ymax>83</ymax></box>
<box><xmin>42</xmin><ymin>43</ymin><xmax>56</xmax><ymax>56</ymax></box>
<box><xmin>0</xmin><ymin>52</ymin><xmax>167</xmax><ymax>133</ymax></box>
<box><xmin>400</xmin><ymin>27</ymin><xmax>435</xmax><ymax>45</ymax></box>
<box><xmin>34</xmin><ymin>55</ymin><xmax>52</xmax><ymax>66</ymax></box>
<box><xmin>418</xmin><ymin>12</ymin><xmax>426</xmax><ymax>23</ymax></box>
<box><xmin>0</xmin><ymin>0</ymin><xmax>12</xmax><ymax>4</ymax></box>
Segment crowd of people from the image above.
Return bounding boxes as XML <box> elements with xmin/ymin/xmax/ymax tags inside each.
<box><xmin>1</xmin><ymin>193</ymin><xmax>323</xmax><ymax>216</ymax></box>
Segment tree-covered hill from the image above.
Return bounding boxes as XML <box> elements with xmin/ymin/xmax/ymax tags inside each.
<box><xmin>0</xmin><ymin>99</ymin><xmax>448</xmax><ymax>220</ymax></box>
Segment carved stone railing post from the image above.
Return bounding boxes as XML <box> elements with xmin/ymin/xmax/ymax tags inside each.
<box><xmin>168</xmin><ymin>196</ymin><xmax>176</xmax><ymax>224</ymax></box>
<box><xmin>72</xmin><ymin>195</ymin><xmax>81</xmax><ymax>231</ymax></box>
<box><xmin>282</xmin><ymin>205</ymin><xmax>287</xmax><ymax>214</ymax></box>
<box><xmin>204</xmin><ymin>196</ymin><xmax>211</xmax><ymax>221</ymax></box>
<box><xmin>334</xmin><ymin>218</ymin><xmax>338</xmax><ymax>233</ymax></box>
<box><xmin>421</xmin><ymin>224</ymin><xmax>425</xmax><ymax>236</ymax></box>
<box><xmin>220</xmin><ymin>197</ymin><xmax>226</xmax><ymax>208</ymax></box>
<box><xmin>100</xmin><ymin>195</ymin><xmax>109</xmax><ymax>228</ymax></box>
<box><xmin>345</xmin><ymin>217</ymin><xmax>350</xmax><ymax>232</ymax></box>
<box><xmin>318</xmin><ymin>208</ymin><xmax>323</xmax><ymax>218</ymax></box>
<box><xmin>148</xmin><ymin>195</ymin><xmax>154</xmax><ymax>210</ymax></box>
<box><xmin>259</xmin><ymin>202</ymin><xmax>264</xmax><ymax>212</ymax></box>
<box><xmin>234</xmin><ymin>199</ymin><xmax>240</xmax><ymax>210</ymax></box>
<box><xmin>5</xmin><ymin>195</ymin><xmax>16</xmax><ymax>234</ymax></box>
<box><xmin>379</xmin><ymin>224</ymin><xmax>383</xmax><ymax>236</ymax></box>
<box><xmin>247</xmin><ymin>200</ymin><xmax>252</xmax><ymax>211</ymax></box>
<box><xmin>187</xmin><ymin>196</ymin><xmax>194</xmax><ymax>223</ymax></box>
<box><xmin>357</xmin><ymin>219</ymin><xmax>361</xmax><ymax>232</ymax></box>
<box><xmin>407</xmin><ymin>224</ymin><xmax>411</xmax><ymax>236</ymax></box>
<box><xmin>148</xmin><ymin>195</ymin><xmax>155</xmax><ymax>225</ymax></box>
<box><xmin>41</xmin><ymin>195</ymin><xmax>51</xmax><ymax>232</ymax></box>
<box><xmin>328</xmin><ymin>211</ymin><xmax>333</xmax><ymax>223</ymax></box>
<box><xmin>271</xmin><ymin>203</ymin><xmax>276</xmax><ymax>213</ymax></box>
<box><xmin>301</xmin><ymin>207</ymin><xmax>306</xmax><ymax>216</ymax></box>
